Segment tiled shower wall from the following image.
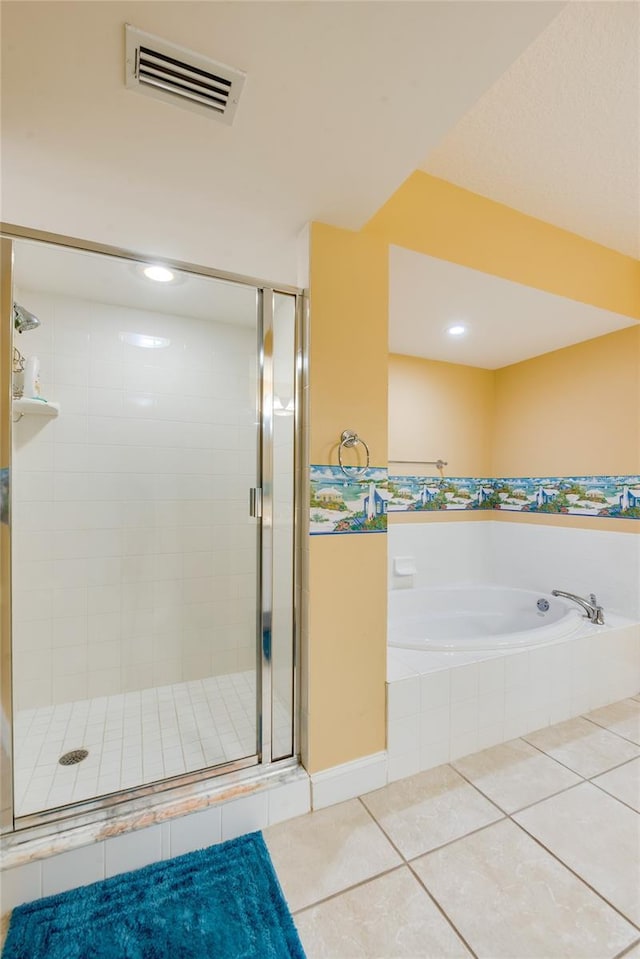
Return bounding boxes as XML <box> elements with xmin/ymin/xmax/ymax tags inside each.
<box><xmin>12</xmin><ymin>290</ymin><xmax>258</xmax><ymax>710</ymax></box>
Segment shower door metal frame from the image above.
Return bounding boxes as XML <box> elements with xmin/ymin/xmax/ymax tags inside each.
<box><xmin>0</xmin><ymin>223</ymin><xmax>303</xmax><ymax>835</ymax></box>
<box><xmin>0</xmin><ymin>238</ymin><xmax>15</xmax><ymax>835</ymax></box>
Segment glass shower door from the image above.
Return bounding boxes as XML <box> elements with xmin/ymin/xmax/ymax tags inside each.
<box><xmin>8</xmin><ymin>238</ymin><xmax>265</xmax><ymax>819</ymax></box>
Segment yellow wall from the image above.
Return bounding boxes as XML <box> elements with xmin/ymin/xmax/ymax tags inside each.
<box><xmin>389</xmin><ymin>327</ymin><xmax>640</xmax><ymax>480</ymax></box>
<box><xmin>304</xmin><ymin>223</ymin><xmax>387</xmax><ymax>773</ymax></box>
<box><xmin>389</xmin><ymin>353</ymin><xmax>494</xmax><ymax>477</ymax></box>
<box><xmin>493</xmin><ymin>326</ymin><xmax>640</xmax><ymax>477</ymax></box>
<box><xmin>387</xmin><ymin>328</ymin><xmax>640</xmax><ymax>533</ymax></box>
<box><xmin>307</xmin><ymin>173</ymin><xmax>639</xmax><ymax>774</ymax></box>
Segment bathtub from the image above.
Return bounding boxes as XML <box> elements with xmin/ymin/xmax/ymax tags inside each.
<box><xmin>385</xmin><ymin>586</ymin><xmax>640</xmax><ymax>783</ymax></box>
<box><xmin>388</xmin><ymin>585</ymin><xmax>586</xmax><ymax>651</ymax></box>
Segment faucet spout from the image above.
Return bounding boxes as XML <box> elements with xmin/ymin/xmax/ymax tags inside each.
<box><xmin>552</xmin><ymin>589</ymin><xmax>605</xmax><ymax>625</ymax></box>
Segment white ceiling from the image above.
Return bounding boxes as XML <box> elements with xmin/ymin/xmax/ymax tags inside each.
<box><xmin>0</xmin><ymin>1</ymin><xmax>562</xmax><ymax>284</ymax></box>
<box><xmin>389</xmin><ymin>246</ymin><xmax>637</xmax><ymax>369</ymax></box>
<box><xmin>13</xmin><ymin>239</ymin><xmax>258</xmax><ymax>326</ymax></box>
<box><xmin>422</xmin><ymin>2</ymin><xmax>640</xmax><ymax>259</ymax></box>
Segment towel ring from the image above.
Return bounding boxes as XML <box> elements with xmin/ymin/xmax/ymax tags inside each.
<box><xmin>338</xmin><ymin>429</ymin><xmax>370</xmax><ymax>477</ymax></box>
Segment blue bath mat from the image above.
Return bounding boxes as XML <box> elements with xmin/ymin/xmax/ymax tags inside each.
<box><xmin>3</xmin><ymin>832</ymin><xmax>305</xmax><ymax>959</ymax></box>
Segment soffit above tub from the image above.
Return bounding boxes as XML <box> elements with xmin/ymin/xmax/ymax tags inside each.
<box><xmin>422</xmin><ymin>2</ymin><xmax>640</xmax><ymax>259</ymax></box>
<box><xmin>0</xmin><ymin>1</ymin><xmax>563</xmax><ymax>284</ymax></box>
<box><xmin>389</xmin><ymin>246</ymin><xmax>637</xmax><ymax>369</ymax></box>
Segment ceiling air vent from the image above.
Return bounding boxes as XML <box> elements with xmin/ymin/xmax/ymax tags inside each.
<box><xmin>125</xmin><ymin>25</ymin><xmax>245</xmax><ymax>124</ymax></box>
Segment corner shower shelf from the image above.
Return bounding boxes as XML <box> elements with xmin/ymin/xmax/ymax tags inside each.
<box><xmin>12</xmin><ymin>398</ymin><xmax>60</xmax><ymax>422</ymax></box>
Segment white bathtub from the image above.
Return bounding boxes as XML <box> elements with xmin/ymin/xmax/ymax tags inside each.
<box><xmin>388</xmin><ymin>585</ymin><xmax>586</xmax><ymax>651</ymax></box>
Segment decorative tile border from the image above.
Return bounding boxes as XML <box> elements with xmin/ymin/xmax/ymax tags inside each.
<box><xmin>387</xmin><ymin>475</ymin><xmax>640</xmax><ymax>520</ymax></box>
<box><xmin>310</xmin><ymin>465</ymin><xmax>389</xmax><ymax>534</ymax></box>
<box><xmin>387</xmin><ymin>476</ymin><xmax>491</xmax><ymax>512</ymax></box>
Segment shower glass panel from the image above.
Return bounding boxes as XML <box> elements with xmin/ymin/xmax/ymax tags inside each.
<box><xmin>271</xmin><ymin>292</ymin><xmax>296</xmax><ymax>760</ymax></box>
<box><xmin>9</xmin><ymin>239</ymin><xmax>265</xmax><ymax>818</ymax></box>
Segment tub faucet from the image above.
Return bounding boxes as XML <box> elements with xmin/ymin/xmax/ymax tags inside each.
<box><xmin>551</xmin><ymin>590</ymin><xmax>605</xmax><ymax>625</ymax></box>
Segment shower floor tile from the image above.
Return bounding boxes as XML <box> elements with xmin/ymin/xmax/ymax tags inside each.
<box><xmin>13</xmin><ymin>671</ymin><xmax>292</xmax><ymax>818</ymax></box>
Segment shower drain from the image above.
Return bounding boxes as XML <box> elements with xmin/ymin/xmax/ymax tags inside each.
<box><xmin>58</xmin><ymin>749</ymin><xmax>89</xmax><ymax>766</ymax></box>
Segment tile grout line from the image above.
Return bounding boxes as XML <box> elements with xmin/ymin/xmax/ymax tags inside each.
<box><xmin>586</xmin><ymin>753</ymin><xmax>640</xmax><ymax>780</ymax></box>
<box><xmin>589</xmin><ymin>778</ymin><xmax>639</xmax><ymax>816</ymax></box>
<box><xmin>290</xmin><ymin>863</ymin><xmax>406</xmax><ymax>917</ymax></box>
<box><xmin>519</xmin><ymin>731</ymin><xmax>595</xmax><ymax>777</ymax></box>
<box><xmin>359</xmin><ymin>754</ymin><xmax>640</xmax><ymax>945</ymax></box>
<box><xmin>511</xmin><ymin>818</ymin><xmax>640</xmax><ymax>934</ymax></box>
<box><xmin>406</xmin><ymin>859</ymin><xmax>480</xmax><ymax>959</ymax></box>
<box><xmin>449</xmin><ymin>758</ymin><xmax>584</xmax><ymax>819</ymax></box>
<box><xmin>446</xmin><ymin>755</ymin><xmax>640</xmax><ymax>933</ymax></box>
<box><xmin>613</xmin><ymin>935</ymin><xmax>640</xmax><ymax>959</ymax></box>
<box><xmin>356</xmin><ymin>794</ymin><xmax>481</xmax><ymax>959</ymax></box>
<box><xmin>582</xmin><ymin>714</ymin><xmax>640</xmax><ymax>749</ymax></box>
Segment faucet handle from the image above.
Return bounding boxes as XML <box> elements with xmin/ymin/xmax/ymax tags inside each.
<box><xmin>589</xmin><ymin>593</ymin><xmax>598</xmax><ymax>607</ymax></box>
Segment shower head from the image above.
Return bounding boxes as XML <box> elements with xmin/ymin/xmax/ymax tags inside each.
<box><xmin>13</xmin><ymin>303</ymin><xmax>40</xmax><ymax>333</ymax></box>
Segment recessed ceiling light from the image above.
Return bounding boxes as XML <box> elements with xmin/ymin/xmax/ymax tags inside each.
<box><xmin>447</xmin><ymin>324</ymin><xmax>467</xmax><ymax>337</ymax></box>
<box><xmin>143</xmin><ymin>265</ymin><xmax>175</xmax><ymax>283</ymax></box>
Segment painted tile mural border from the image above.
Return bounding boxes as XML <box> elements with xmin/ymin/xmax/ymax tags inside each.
<box><xmin>310</xmin><ymin>465</ymin><xmax>389</xmax><ymax>534</ymax></box>
<box><xmin>387</xmin><ymin>475</ymin><xmax>640</xmax><ymax>520</ymax></box>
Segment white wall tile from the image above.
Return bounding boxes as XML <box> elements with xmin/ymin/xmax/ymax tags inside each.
<box><xmin>419</xmin><ymin>705</ymin><xmax>450</xmax><ymax>747</ymax></box>
<box><xmin>387</xmin><ymin>750</ymin><xmax>420</xmax><ymax>783</ymax></box>
<box><xmin>450</xmin><ymin>664</ymin><xmax>479</xmax><ymax>703</ymax></box>
<box><xmin>490</xmin><ymin>522</ymin><xmax>640</xmax><ymax>620</ymax></box>
<box><xmin>419</xmin><ymin>670</ymin><xmax>450</xmax><ymax>710</ymax></box>
<box><xmin>387</xmin><ymin>677</ymin><xmax>420</xmax><ymax>722</ymax></box>
<box><xmin>169</xmin><ymin>805</ymin><xmax>222</xmax><ymax>857</ymax></box>
<box><xmin>42</xmin><ymin>843</ymin><xmax>105</xmax><ymax>896</ymax></box>
<box><xmin>419</xmin><ymin>738</ymin><xmax>449</xmax><ymax>771</ymax></box>
<box><xmin>388</xmin><ymin>522</ymin><xmax>492</xmax><ymax>589</ymax></box>
<box><xmin>221</xmin><ymin>792</ymin><xmax>269</xmax><ymax>841</ymax></box>
<box><xmin>104</xmin><ymin>825</ymin><xmax>163</xmax><ymax>877</ymax></box>
<box><xmin>267</xmin><ymin>776</ymin><xmax>311</xmax><ymax>826</ymax></box>
<box><xmin>0</xmin><ymin>861</ymin><xmax>42</xmax><ymax>913</ymax></box>
<box><xmin>12</xmin><ymin>292</ymin><xmax>259</xmax><ymax>709</ymax></box>
<box><xmin>389</xmin><ymin>521</ymin><xmax>640</xmax><ymax>621</ymax></box>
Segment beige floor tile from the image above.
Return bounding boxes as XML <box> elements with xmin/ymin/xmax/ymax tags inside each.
<box><xmin>524</xmin><ymin>716</ymin><xmax>640</xmax><ymax>778</ymax></box>
<box><xmin>413</xmin><ymin>819</ymin><xmax>637</xmax><ymax>959</ymax></box>
<box><xmin>361</xmin><ymin>764</ymin><xmax>502</xmax><ymax>860</ymax></box>
<box><xmin>592</xmin><ymin>757</ymin><xmax>640</xmax><ymax>812</ymax></box>
<box><xmin>619</xmin><ymin>941</ymin><xmax>640</xmax><ymax>957</ymax></box>
<box><xmin>514</xmin><ymin>782</ymin><xmax>640</xmax><ymax>925</ymax></box>
<box><xmin>453</xmin><ymin>738</ymin><xmax>581</xmax><ymax>813</ymax></box>
<box><xmin>586</xmin><ymin>699</ymin><xmax>640</xmax><ymax>745</ymax></box>
<box><xmin>263</xmin><ymin>799</ymin><xmax>401</xmax><ymax>913</ymax></box>
<box><xmin>294</xmin><ymin>866</ymin><xmax>472</xmax><ymax>959</ymax></box>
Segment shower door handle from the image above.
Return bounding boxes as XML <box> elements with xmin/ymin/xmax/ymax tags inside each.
<box><xmin>249</xmin><ymin>487</ymin><xmax>263</xmax><ymax>519</ymax></box>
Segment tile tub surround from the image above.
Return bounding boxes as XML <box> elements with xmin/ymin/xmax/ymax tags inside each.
<box><xmin>13</xmin><ymin>671</ymin><xmax>292</xmax><ymax>819</ymax></box>
<box><xmin>389</xmin><ymin>519</ymin><xmax>640</xmax><ymax>619</ymax></box>
<box><xmin>11</xmin><ymin>288</ymin><xmax>259</xmax><ymax>711</ymax></box>
<box><xmin>386</xmin><ymin>620</ymin><xmax>640</xmax><ymax>780</ymax></box>
<box><xmin>264</xmin><ymin>707</ymin><xmax>640</xmax><ymax>959</ymax></box>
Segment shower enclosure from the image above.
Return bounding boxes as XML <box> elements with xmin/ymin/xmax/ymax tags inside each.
<box><xmin>0</xmin><ymin>227</ymin><xmax>303</xmax><ymax>832</ymax></box>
